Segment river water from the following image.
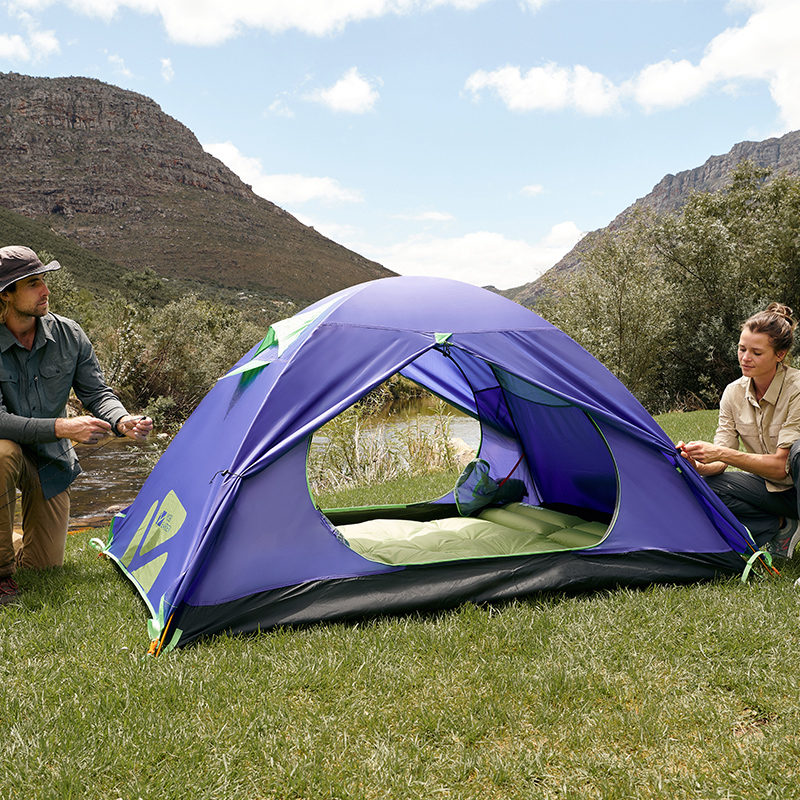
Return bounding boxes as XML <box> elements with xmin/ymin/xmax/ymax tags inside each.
<box><xmin>67</xmin><ymin>438</ymin><xmax>155</xmax><ymax>529</ymax></box>
<box><xmin>61</xmin><ymin>404</ymin><xmax>481</xmax><ymax>530</ymax></box>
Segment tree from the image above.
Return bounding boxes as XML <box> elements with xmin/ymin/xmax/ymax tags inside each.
<box><xmin>537</xmin><ymin>209</ymin><xmax>671</xmax><ymax>410</ymax></box>
<box><xmin>656</xmin><ymin>162</ymin><xmax>800</xmax><ymax>407</ymax></box>
<box><xmin>536</xmin><ymin>162</ymin><xmax>800</xmax><ymax>412</ymax></box>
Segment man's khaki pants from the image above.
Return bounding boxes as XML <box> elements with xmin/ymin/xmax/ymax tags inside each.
<box><xmin>0</xmin><ymin>440</ymin><xmax>70</xmax><ymax>576</ymax></box>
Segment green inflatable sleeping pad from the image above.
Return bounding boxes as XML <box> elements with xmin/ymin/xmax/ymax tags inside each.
<box><xmin>338</xmin><ymin>502</ymin><xmax>608</xmax><ymax>566</ymax></box>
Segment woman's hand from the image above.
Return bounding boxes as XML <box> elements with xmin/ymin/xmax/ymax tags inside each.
<box><xmin>678</xmin><ymin>440</ymin><xmax>722</xmax><ymax>465</ymax></box>
<box><xmin>676</xmin><ymin>439</ymin><xmax>789</xmax><ymax>481</ymax></box>
<box><xmin>675</xmin><ymin>440</ymin><xmax>726</xmax><ymax>476</ymax></box>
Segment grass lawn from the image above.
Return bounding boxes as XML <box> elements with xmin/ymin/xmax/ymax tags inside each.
<box><xmin>2</xmin><ymin>411</ymin><xmax>800</xmax><ymax>799</ymax></box>
<box><xmin>653</xmin><ymin>408</ymin><xmax>719</xmax><ymax>449</ymax></box>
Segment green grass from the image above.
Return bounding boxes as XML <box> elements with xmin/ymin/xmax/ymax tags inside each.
<box><xmin>654</xmin><ymin>409</ymin><xmax>720</xmax><ymax>447</ymax></box>
<box><xmin>3</xmin><ymin>409</ymin><xmax>800</xmax><ymax>799</ymax></box>
<box><xmin>315</xmin><ymin>469</ymin><xmax>461</xmax><ymax>510</ymax></box>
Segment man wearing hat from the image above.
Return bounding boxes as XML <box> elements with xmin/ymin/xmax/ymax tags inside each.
<box><xmin>0</xmin><ymin>246</ymin><xmax>152</xmax><ymax>604</ymax></box>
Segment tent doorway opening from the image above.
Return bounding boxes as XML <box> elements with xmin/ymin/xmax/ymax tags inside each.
<box><xmin>308</xmin><ymin>371</ymin><xmax>618</xmax><ymax>568</ymax></box>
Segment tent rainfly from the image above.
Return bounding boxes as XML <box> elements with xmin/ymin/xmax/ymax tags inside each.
<box><xmin>97</xmin><ymin>276</ymin><xmax>760</xmax><ymax>653</ymax></box>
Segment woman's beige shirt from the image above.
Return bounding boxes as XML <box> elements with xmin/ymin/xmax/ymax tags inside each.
<box><xmin>714</xmin><ymin>363</ymin><xmax>800</xmax><ymax>491</ymax></box>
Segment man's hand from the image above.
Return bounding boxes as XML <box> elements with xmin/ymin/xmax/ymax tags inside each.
<box><xmin>115</xmin><ymin>415</ymin><xmax>153</xmax><ymax>441</ymax></box>
<box><xmin>54</xmin><ymin>415</ymin><xmax>112</xmax><ymax>444</ymax></box>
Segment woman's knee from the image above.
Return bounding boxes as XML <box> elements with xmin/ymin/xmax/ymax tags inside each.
<box><xmin>705</xmin><ymin>471</ymin><xmax>757</xmax><ymax>496</ymax></box>
<box><xmin>788</xmin><ymin>440</ymin><xmax>800</xmax><ymax>484</ymax></box>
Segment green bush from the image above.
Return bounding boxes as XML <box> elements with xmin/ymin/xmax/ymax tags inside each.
<box><xmin>536</xmin><ymin>162</ymin><xmax>800</xmax><ymax>412</ymax></box>
<box><xmin>107</xmin><ymin>294</ymin><xmax>263</xmax><ymax>426</ymax></box>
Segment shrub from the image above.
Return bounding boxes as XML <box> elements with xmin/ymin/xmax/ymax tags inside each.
<box><xmin>308</xmin><ymin>399</ymin><xmax>461</xmax><ymax>497</ymax></box>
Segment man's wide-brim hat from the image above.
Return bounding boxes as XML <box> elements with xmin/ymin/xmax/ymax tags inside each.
<box><xmin>0</xmin><ymin>246</ymin><xmax>62</xmax><ymax>292</ymax></box>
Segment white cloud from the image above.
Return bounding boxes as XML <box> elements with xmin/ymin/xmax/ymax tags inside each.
<box><xmin>259</xmin><ymin>174</ymin><xmax>364</xmax><ymax>204</ymax></box>
<box><xmin>465</xmin><ymin>63</ymin><xmax>621</xmax><ymax>115</ymax></box>
<box><xmin>463</xmin><ymin>1</ymin><xmax>800</xmax><ymax>128</ymax></box>
<box><xmin>696</xmin><ymin>0</ymin><xmax>800</xmax><ymax>129</ymax></box>
<box><xmin>27</xmin><ymin>26</ymin><xmax>59</xmax><ymax>58</ymax></box>
<box><xmin>632</xmin><ymin>59</ymin><xmax>710</xmax><ymax>111</ymax></box>
<box><xmin>305</xmin><ymin>67</ymin><xmax>380</xmax><ymax>114</ymax></box>
<box><xmin>106</xmin><ymin>52</ymin><xmax>133</xmax><ymax>76</ymax></box>
<box><xmin>0</xmin><ymin>7</ymin><xmax>59</xmax><ymax>62</ymax></box>
<box><xmin>354</xmin><ymin>223</ymin><xmax>583</xmax><ymax>290</ymax></box>
<box><xmin>160</xmin><ymin>57</ymin><xmax>174</xmax><ymax>81</ymax></box>
<box><xmin>7</xmin><ymin>0</ymin><xmax>506</xmax><ymax>45</ymax></box>
<box><xmin>543</xmin><ymin>220</ymin><xmax>582</xmax><ymax>248</ymax></box>
<box><xmin>67</xmin><ymin>0</ymin><xmax>120</xmax><ymax>22</ymax></box>
<box><xmin>204</xmin><ymin>141</ymin><xmax>364</xmax><ymax>204</ymax></box>
<box><xmin>630</xmin><ymin>0</ymin><xmax>800</xmax><ymax>128</ymax></box>
<box><xmin>520</xmin><ymin>184</ymin><xmax>545</xmax><ymax>197</ymax></box>
<box><xmin>0</xmin><ymin>33</ymin><xmax>33</xmax><ymax>61</ymax></box>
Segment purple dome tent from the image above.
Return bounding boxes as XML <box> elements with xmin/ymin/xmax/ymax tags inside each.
<box><xmin>98</xmin><ymin>276</ymin><xmax>756</xmax><ymax>653</ymax></box>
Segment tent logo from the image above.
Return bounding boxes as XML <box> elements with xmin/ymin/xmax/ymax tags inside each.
<box><xmin>156</xmin><ymin>510</ymin><xmax>172</xmax><ymax>531</ymax></box>
<box><xmin>120</xmin><ymin>490</ymin><xmax>187</xmax><ymax>592</ymax></box>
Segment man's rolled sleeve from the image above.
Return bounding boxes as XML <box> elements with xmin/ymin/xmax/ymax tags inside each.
<box><xmin>0</xmin><ymin>398</ymin><xmax>58</xmax><ymax>444</ymax></box>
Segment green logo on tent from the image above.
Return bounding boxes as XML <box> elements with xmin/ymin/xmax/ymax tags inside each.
<box><xmin>141</xmin><ymin>491</ymin><xmax>187</xmax><ymax>555</ymax></box>
<box><xmin>120</xmin><ymin>490</ymin><xmax>187</xmax><ymax>592</ymax></box>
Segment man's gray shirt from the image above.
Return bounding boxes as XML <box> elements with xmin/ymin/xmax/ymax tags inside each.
<box><xmin>0</xmin><ymin>313</ymin><xmax>127</xmax><ymax>498</ymax></box>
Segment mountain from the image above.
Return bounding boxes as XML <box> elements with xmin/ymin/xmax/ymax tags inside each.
<box><xmin>506</xmin><ymin>129</ymin><xmax>800</xmax><ymax>307</ymax></box>
<box><xmin>0</xmin><ymin>72</ymin><xmax>394</xmax><ymax>304</ymax></box>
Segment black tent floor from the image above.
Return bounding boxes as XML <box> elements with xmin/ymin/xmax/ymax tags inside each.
<box><xmin>171</xmin><ymin>547</ymin><xmax>744</xmax><ymax>648</ymax></box>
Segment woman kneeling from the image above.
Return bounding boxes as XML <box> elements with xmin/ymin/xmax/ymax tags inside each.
<box><xmin>678</xmin><ymin>303</ymin><xmax>800</xmax><ymax>560</ymax></box>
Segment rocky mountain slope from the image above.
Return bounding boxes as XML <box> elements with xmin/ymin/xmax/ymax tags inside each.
<box><xmin>507</xmin><ymin>129</ymin><xmax>800</xmax><ymax>307</ymax></box>
<box><xmin>0</xmin><ymin>72</ymin><xmax>393</xmax><ymax>304</ymax></box>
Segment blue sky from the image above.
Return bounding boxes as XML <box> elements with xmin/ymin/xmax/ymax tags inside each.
<box><xmin>2</xmin><ymin>0</ymin><xmax>798</xmax><ymax>289</ymax></box>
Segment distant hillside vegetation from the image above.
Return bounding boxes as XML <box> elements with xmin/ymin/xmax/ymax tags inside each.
<box><xmin>0</xmin><ymin>72</ymin><xmax>395</xmax><ymax>304</ymax></box>
<box><xmin>506</xmin><ymin>129</ymin><xmax>800</xmax><ymax>307</ymax></box>
<box><xmin>0</xmin><ymin>204</ymin><xmax>130</xmax><ymax>296</ymax></box>
<box><xmin>0</xmin><ymin>204</ymin><xmax>301</xmax><ymax>317</ymax></box>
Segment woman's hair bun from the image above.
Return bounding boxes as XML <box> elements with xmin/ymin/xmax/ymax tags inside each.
<box><xmin>743</xmin><ymin>302</ymin><xmax>797</xmax><ymax>353</ymax></box>
<box><xmin>765</xmin><ymin>302</ymin><xmax>795</xmax><ymax>323</ymax></box>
